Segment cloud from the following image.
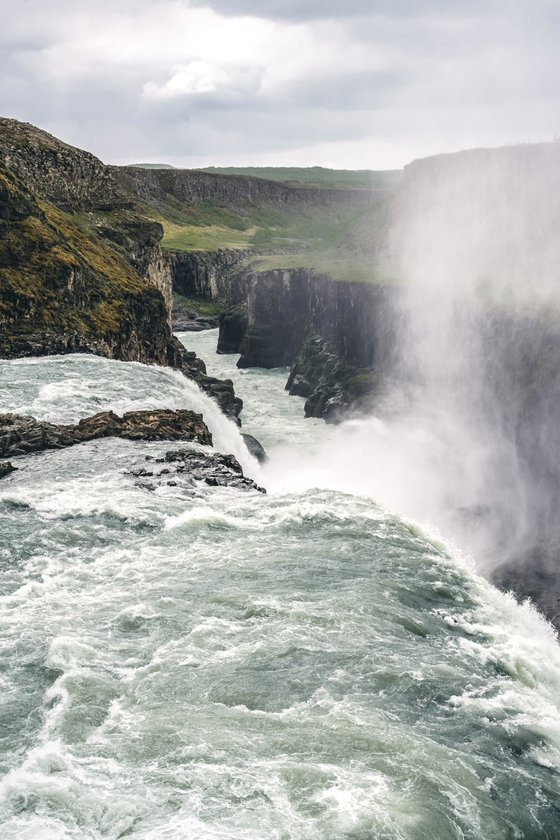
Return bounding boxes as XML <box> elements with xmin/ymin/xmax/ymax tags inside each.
<box><xmin>143</xmin><ymin>61</ymin><xmax>263</xmax><ymax>101</ymax></box>
<box><xmin>190</xmin><ymin>0</ymin><xmax>505</xmax><ymax>22</ymax></box>
<box><xmin>0</xmin><ymin>0</ymin><xmax>559</xmax><ymax>169</ymax></box>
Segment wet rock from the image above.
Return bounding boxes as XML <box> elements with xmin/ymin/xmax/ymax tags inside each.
<box><xmin>171</xmin><ymin>294</ymin><xmax>221</xmax><ymax>331</ymax></box>
<box><xmin>218</xmin><ymin>311</ymin><xmax>248</xmax><ymax>354</ymax></box>
<box><xmin>141</xmin><ymin>448</ymin><xmax>265</xmax><ymax>492</ymax></box>
<box><xmin>0</xmin><ymin>409</ymin><xmax>212</xmax><ymax>460</ymax></box>
<box><xmin>0</xmin><ymin>461</ymin><xmax>16</xmax><ymax>479</ymax></box>
<box><xmin>287</xmin><ymin>335</ymin><xmax>380</xmax><ymax>422</ymax></box>
<box><xmin>241</xmin><ymin>433</ymin><xmax>268</xmax><ymax>463</ymax></box>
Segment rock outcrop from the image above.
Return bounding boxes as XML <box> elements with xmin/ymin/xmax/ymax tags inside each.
<box><xmin>208</xmin><ymin>265</ymin><xmax>396</xmax><ymax>419</ymax></box>
<box><xmin>135</xmin><ymin>449</ymin><xmax>265</xmax><ymax>493</ymax></box>
<box><xmin>0</xmin><ymin>461</ymin><xmax>16</xmax><ymax>478</ymax></box>
<box><xmin>0</xmin><ymin>409</ymin><xmax>212</xmax><ymax>460</ymax></box>
<box><xmin>286</xmin><ymin>334</ymin><xmax>381</xmax><ymax>422</ymax></box>
<box><xmin>0</xmin><ymin>118</ymin><xmax>125</xmax><ymax>212</ymax></box>
<box><xmin>0</xmin><ymin>411</ymin><xmax>264</xmax><ymax>493</ymax></box>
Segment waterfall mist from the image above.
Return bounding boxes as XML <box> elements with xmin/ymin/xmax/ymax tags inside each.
<box><xmin>382</xmin><ymin>142</ymin><xmax>560</xmax><ymax>617</ymax></box>
<box><xmin>265</xmin><ymin>142</ymin><xmax>560</xmax><ymax>623</ymax></box>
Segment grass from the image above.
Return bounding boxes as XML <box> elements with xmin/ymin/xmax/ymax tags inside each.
<box><xmin>156</xmin><ymin>194</ymin><xmax>383</xmax><ymax>261</ymax></box>
<box><xmin>197</xmin><ymin>166</ymin><xmax>403</xmax><ymax>191</ymax></box>
<box><xmin>173</xmin><ymin>291</ymin><xmax>224</xmax><ymax>315</ymax></box>
<box><xmin>162</xmin><ymin>220</ymin><xmax>253</xmax><ymax>251</ymax></box>
<box><xmin>115</xmin><ymin>160</ymin><xmax>402</xmax><ymax>283</ymax></box>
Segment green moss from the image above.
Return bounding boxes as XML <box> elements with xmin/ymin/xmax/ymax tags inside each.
<box><xmin>40</xmin><ymin>202</ymin><xmax>146</xmax><ymax>293</ymax></box>
<box><xmin>345</xmin><ymin>371</ymin><xmax>379</xmax><ymax>397</ymax></box>
<box><xmin>0</xmin><ymin>266</ymin><xmax>44</xmax><ymax>297</ymax></box>
<box><xmin>0</xmin><ymin>167</ymin><xmax>160</xmax><ymax>344</ymax></box>
<box><xmin>173</xmin><ymin>291</ymin><xmax>224</xmax><ymax>315</ymax></box>
<box><xmin>89</xmin><ymin>299</ymin><xmax>124</xmax><ymax>334</ymax></box>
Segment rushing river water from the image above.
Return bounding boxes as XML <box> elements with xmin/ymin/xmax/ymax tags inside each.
<box><xmin>0</xmin><ymin>330</ymin><xmax>559</xmax><ymax>839</ymax></box>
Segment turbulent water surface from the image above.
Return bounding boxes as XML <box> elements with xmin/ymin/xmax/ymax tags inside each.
<box><xmin>0</xmin><ymin>330</ymin><xmax>559</xmax><ymax>839</ymax></box>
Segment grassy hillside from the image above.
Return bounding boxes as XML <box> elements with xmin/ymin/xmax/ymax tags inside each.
<box><xmin>198</xmin><ymin>166</ymin><xmax>402</xmax><ymax>191</ymax></box>
<box><xmin>124</xmin><ymin>169</ymin><xmax>399</xmax><ymax>280</ymax></box>
<box><xmin>130</xmin><ymin>163</ymin><xmax>175</xmax><ymax>169</ymax></box>
<box><xmin>155</xmin><ymin>198</ymin><xmax>374</xmax><ymax>254</ymax></box>
<box><xmin>0</xmin><ymin>165</ymin><xmax>161</xmax><ymax>342</ymax></box>
<box><xmin>137</xmin><ymin>172</ymin><xmax>397</xmax><ymax>282</ymax></box>
<box><xmin>249</xmin><ymin>193</ymin><xmax>397</xmax><ymax>283</ymax></box>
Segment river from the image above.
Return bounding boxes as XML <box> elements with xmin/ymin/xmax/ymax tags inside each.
<box><xmin>0</xmin><ymin>329</ymin><xmax>559</xmax><ymax>839</ymax></box>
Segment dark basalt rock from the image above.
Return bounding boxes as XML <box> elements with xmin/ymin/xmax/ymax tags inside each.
<box><xmin>287</xmin><ymin>335</ymin><xmax>380</xmax><ymax>422</ymax></box>
<box><xmin>134</xmin><ymin>449</ymin><xmax>265</xmax><ymax>493</ymax></box>
<box><xmin>0</xmin><ymin>409</ymin><xmax>212</xmax><ymax>459</ymax></box>
<box><xmin>218</xmin><ymin>311</ymin><xmax>248</xmax><ymax>354</ymax></box>
<box><xmin>0</xmin><ymin>461</ymin><xmax>16</xmax><ymax>479</ymax></box>
<box><xmin>241</xmin><ymin>433</ymin><xmax>268</xmax><ymax>463</ymax></box>
<box><xmin>0</xmin><ymin>121</ymin><xmax>244</xmax><ymax>425</ymax></box>
<box><xmin>173</xmin><ymin>312</ymin><xmax>219</xmax><ymax>332</ymax></box>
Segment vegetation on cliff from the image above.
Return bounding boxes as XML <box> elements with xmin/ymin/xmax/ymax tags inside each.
<box><xmin>197</xmin><ymin>165</ymin><xmax>402</xmax><ymax>192</ymax></box>
<box><xmin>0</xmin><ymin>119</ymin><xmax>244</xmax><ymax>420</ymax></box>
<box><xmin>0</xmin><ymin>164</ymin><xmax>168</xmax><ymax>358</ymax></box>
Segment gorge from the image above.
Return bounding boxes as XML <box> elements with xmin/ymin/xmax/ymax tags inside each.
<box><xmin>1</xmin><ymin>120</ymin><xmax>560</xmax><ymax>839</ymax></box>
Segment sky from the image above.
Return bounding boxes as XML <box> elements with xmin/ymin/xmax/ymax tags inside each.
<box><xmin>1</xmin><ymin>0</ymin><xmax>559</xmax><ymax>170</ymax></box>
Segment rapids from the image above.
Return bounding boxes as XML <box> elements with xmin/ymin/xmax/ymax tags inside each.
<box><xmin>0</xmin><ymin>331</ymin><xmax>559</xmax><ymax>839</ymax></box>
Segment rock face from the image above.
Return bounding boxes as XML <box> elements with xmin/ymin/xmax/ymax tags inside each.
<box><xmin>0</xmin><ymin>410</ymin><xmax>212</xmax><ymax>459</ymax></box>
<box><xmin>286</xmin><ymin>335</ymin><xmax>381</xmax><ymax>422</ymax></box>
<box><xmin>214</xmin><ymin>266</ymin><xmax>396</xmax><ymax>419</ymax></box>
<box><xmin>0</xmin><ymin>119</ymin><xmax>242</xmax><ymax>422</ymax></box>
<box><xmin>166</xmin><ymin>250</ymin><xmax>396</xmax><ymax>420</ymax></box>
<box><xmin>218</xmin><ymin>312</ymin><xmax>248</xmax><ymax>353</ymax></box>
<box><xmin>168</xmin><ymin>249</ymin><xmax>254</xmax><ymax>303</ymax></box>
<box><xmin>0</xmin><ymin>119</ymin><xmax>172</xmax><ymax>322</ymax></box>
<box><xmin>116</xmin><ymin>167</ymin><xmax>374</xmax><ymax>214</ymax></box>
<box><xmin>0</xmin><ymin>118</ymin><xmax>125</xmax><ymax>212</ymax></box>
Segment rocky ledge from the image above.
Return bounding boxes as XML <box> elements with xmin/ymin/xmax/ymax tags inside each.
<box><xmin>132</xmin><ymin>449</ymin><xmax>265</xmax><ymax>493</ymax></box>
<box><xmin>0</xmin><ymin>409</ymin><xmax>264</xmax><ymax>493</ymax></box>
<box><xmin>0</xmin><ymin>409</ymin><xmax>212</xmax><ymax>459</ymax></box>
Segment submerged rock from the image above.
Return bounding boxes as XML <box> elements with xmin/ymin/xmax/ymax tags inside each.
<box><xmin>0</xmin><ymin>409</ymin><xmax>212</xmax><ymax>459</ymax></box>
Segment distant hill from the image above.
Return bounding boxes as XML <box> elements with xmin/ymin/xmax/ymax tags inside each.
<box><xmin>197</xmin><ymin>166</ymin><xmax>402</xmax><ymax>191</ymax></box>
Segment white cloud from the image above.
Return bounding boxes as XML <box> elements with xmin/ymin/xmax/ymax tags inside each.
<box><xmin>143</xmin><ymin>61</ymin><xmax>260</xmax><ymax>99</ymax></box>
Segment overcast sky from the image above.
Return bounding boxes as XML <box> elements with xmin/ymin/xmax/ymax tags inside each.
<box><xmin>1</xmin><ymin>0</ymin><xmax>559</xmax><ymax>169</ymax></box>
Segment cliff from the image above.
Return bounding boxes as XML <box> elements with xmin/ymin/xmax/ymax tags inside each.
<box><xmin>0</xmin><ymin>119</ymin><xmax>241</xmax><ymax>420</ymax></box>
<box><xmin>168</xmin><ymin>248</ymin><xmax>395</xmax><ymax>419</ymax></box>
<box><xmin>115</xmin><ymin>166</ymin><xmax>375</xmax><ymax>214</ymax></box>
